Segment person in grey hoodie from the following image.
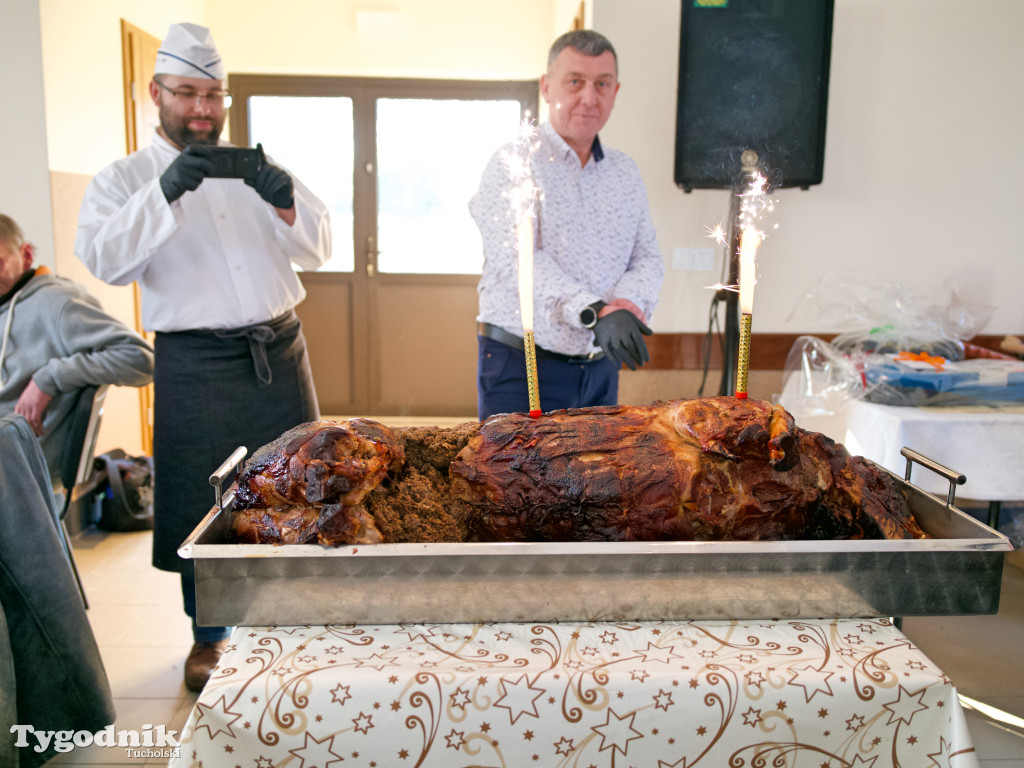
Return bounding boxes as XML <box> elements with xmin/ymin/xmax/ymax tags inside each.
<box><xmin>0</xmin><ymin>214</ymin><xmax>154</xmax><ymax>493</ymax></box>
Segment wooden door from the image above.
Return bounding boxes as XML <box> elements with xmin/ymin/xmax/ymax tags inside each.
<box><xmin>230</xmin><ymin>75</ymin><xmax>537</xmax><ymax>417</ymax></box>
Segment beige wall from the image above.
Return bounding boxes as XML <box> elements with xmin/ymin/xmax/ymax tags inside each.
<box><xmin>207</xmin><ymin>0</ymin><xmax>551</xmax><ymax>79</ymax></box>
<box><xmin>39</xmin><ymin>0</ymin><xmax>206</xmax><ymax>176</ymax></box>
<box><xmin>594</xmin><ymin>0</ymin><xmax>1024</xmax><ymax>335</ymax></box>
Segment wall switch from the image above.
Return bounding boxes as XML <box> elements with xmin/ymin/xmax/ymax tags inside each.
<box><xmin>672</xmin><ymin>247</ymin><xmax>714</xmax><ymax>271</ymax></box>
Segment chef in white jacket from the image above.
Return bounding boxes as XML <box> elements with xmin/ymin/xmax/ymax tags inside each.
<box><xmin>75</xmin><ymin>22</ymin><xmax>331</xmax><ymax>693</ymax></box>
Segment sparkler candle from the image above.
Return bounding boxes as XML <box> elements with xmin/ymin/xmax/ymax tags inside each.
<box><xmin>518</xmin><ymin>217</ymin><xmax>541</xmax><ymax>417</ymax></box>
<box><xmin>735</xmin><ymin>226</ymin><xmax>759</xmax><ymax>399</ymax></box>
<box><xmin>734</xmin><ymin>172</ymin><xmax>772</xmax><ymax>400</ymax></box>
<box><xmin>504</xmin><ymin>119</ymin><xmax>542</xmax><ymax>417</ymax></box>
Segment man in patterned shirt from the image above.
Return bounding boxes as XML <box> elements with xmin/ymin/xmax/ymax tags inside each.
<box><xmin>470</xmin><ymin>29</ymin><xmax>665</xmax><ymax>420</ymax></box>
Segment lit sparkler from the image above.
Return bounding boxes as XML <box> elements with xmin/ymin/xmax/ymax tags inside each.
<box><xmin>502</xmin><ymin>118</ymin><xmax>543</xmax><ymax>417</ymax></box>
<box><xmin>734</xmin><ymin>172</ymin><xmax>775</xmax><ymax>399</ymax></box>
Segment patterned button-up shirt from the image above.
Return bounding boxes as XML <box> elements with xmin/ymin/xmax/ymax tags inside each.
<box><xmin>470</xmin><ymin>121</ymin><xmax>665</xmax><ymax>357</ymax></box>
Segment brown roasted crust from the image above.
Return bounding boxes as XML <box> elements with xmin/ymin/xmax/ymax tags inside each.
<box><xmin>230</xmin><ymin>398</ymin><xmax>927</xmax><ymax>546</ymax></box>
<box><xmin>450</xmin><ymin>397</ymin><xmax>927</xmax><ymax>542</ymax></box>
<box><xmin>233</xmin><ymin>419</ymin><xmax>405</xmax><ymax>511</ymax></box>
<box><xmin>231</xmin><ymin>419</ymin><xmax>405</xmax><ymax>545</ymax></box>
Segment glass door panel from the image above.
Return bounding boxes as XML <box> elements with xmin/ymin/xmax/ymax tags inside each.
<box><xmin>248</xmin><ymin>95</ymin><xmax>355</xmax><ymax>272</ymax></box>
<box><xmin>375</xmin><ymin>98</ymin><xmax>523</xmax><ymax>275</ymax></box>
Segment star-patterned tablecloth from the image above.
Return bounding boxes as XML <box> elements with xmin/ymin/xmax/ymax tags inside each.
<box><xmin>170</xmin><ymin>618</ymin><xmax>978</xmax><ymax>768</ymax></box>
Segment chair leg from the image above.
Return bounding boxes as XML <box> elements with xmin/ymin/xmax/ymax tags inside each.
<box><xmin>58</xmin><ymin>518</ymin><xmax>89</xmax><ymax>610</ymax></box>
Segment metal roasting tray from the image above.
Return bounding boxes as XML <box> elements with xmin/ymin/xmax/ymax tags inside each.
<box><xmin>179</xmin><ymin>447</ymin><xmax>1015</xmax><ymax>626</ymax></box>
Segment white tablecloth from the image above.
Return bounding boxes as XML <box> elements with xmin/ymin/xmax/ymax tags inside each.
<box><xmin>790</xmin><ymin>400</ymin><xmax>1024</xmax><ymax>501</ymax></box>
<box><xmin>170</xmin><ymin>618</ymin><xmax>979</xmax><ymax>768</ymax></box>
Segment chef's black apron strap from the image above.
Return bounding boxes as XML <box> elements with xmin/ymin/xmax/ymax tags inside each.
<box><xmin>213</xmin><ymin>322</ymin><xmax>278</xmax><ymax>387</ymax></box>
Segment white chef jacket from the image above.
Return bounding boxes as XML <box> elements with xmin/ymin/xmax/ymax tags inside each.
<box><xmin>75</xmin><ymin>132</ymin><xmax>332</xmax><ymax>332</ymax></box>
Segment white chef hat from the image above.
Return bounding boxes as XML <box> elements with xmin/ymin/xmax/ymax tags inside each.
<box><xmin>154</xmin><ymin>23</ymin><xmax>225</xmax><ymax>80</ymax></box>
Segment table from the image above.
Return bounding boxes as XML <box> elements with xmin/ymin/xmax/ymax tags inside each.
<box><xmin>170</xmin><ymin>618</ymin><xmax>979</xmax><ymax>768</ymax></box>
<box><xmin>788</xmin><ymin>400</ymin><xmax>1024</xmax><ymax>526</ymax></box>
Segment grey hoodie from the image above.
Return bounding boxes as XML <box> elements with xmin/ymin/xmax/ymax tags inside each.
<box><xmin>0</xmin><ymin>269</ymin><xmax>154</xmax><ymax>491</ymax></box>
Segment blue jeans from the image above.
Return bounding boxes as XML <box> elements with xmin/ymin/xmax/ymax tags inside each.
<box><xmin>477</xmin><ymin>335</ymin><xmax>619</xmax><ymax>420</ymax></box>
<box><xmin>181</xmin><ymin>568</ymin><xmax>231</xmax><ymax>643</ymax></box>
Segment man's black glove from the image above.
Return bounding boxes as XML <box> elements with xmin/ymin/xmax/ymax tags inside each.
<box><xmin>247</xmin><ymin>162</ymin><xmax>295</xmax><ymax>209</ymax></box>
<box><xmin>159</xmin><ymin>145</ymin><xmax>215</xmax><ymax>203</ymax></box>
<box><xmin>592</xmin><ymin>309</ymin><xmax>653</xmax><ymax>370</ymax></box>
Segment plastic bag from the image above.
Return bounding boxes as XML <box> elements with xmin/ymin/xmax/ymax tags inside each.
<box><xmin>777</xmin><ymin>335</ymin><xmax>871</xmax><ymax>417</ymax></box>
<box><xmin>788</xmin><ymin>273</ymin><xmax>994</xmax><ymax>359</ymax></box>
<box><xmin>779</xmin><ymin>275</ymin><xmax>1023</xmax><ymax>413</ymax></box>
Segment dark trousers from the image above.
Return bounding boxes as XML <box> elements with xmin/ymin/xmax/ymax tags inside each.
<box><xmin>477</xmin><ymin>335</ymin><xmax>619</xmax><ymax>420</ymax></box>
<box><xmin>152</xmin><ymin>311</ymin><xmax>318</xmax><ymax>641</ymax></box>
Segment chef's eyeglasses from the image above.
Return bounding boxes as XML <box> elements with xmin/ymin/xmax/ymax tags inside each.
<box><xmin>155</xmin><ymin>80</ymin><xmax>233</xmax><ymax>109</ymax></box>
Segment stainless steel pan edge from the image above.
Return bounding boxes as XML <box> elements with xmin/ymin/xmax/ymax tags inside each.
<box><xmin>178</xmin><ymin>462</ymin><xmax>1014</xmax><ymax>625</ymax></box>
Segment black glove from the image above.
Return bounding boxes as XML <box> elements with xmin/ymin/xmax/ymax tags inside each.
<box><xmin>592</xmin><ymin>309</ymin><xmax>653</xmax><ymax>370</ymax></box>
<box><xmin>159</xmin><ymin>145</ymin><xmax>215</xmax><ymax>203</ymax></box>
<box><xmin>247</xmin><ymin>162</ymin><xmax>295</xmax><ymax>209</ymax></box>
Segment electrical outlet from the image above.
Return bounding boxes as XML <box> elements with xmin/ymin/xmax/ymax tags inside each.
<box><xmin>672</xmin><ymin>247</ymin><xmax>714</xmax><ymax>271</ymax></box>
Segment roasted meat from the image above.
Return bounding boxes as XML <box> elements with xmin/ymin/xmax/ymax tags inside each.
<box><xmin>449</xmin><ymin>397</ymin><xmax>926</xmax><ymax>542</ymax></box>
<box><xmin>232</xmin><ymin>419</ymin><xmax>404</xmax><ymax>545</ymax></box>
<box><xmin>230</xmin><ymin>397</ymin><xmax>927</xmax><ymax>546</ymax></box>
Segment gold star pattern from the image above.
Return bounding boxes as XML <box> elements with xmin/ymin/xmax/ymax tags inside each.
<box><xmin>450</xmin><ymin>687</ymin><xmax>472</xmax><ymax>710</ymax></box>
<box><xmin>653</xmin><ymin>690</ymin><xmax>674</xmax><ymax>711</ymax></box>
<box><xmin>444</xmin><ymin>729</ymin><xmax>466</xmax><ymax>750</ymax></box>
<box><xmin>330</xmin><ymin>683</ymin><xmax>351</xmax><ymax>706</ymax></box>
<box><xmin>789</xmin><ymin>665</ymin><xmax>834</xmax><ymax>702</ymax></box>
<box><xmin>883</xmin><ymin>686</ymin><xmax>929</xmax><ymax>727</ymax></box>
<box><xmin>193</xmin><ymin>695</ymin><xmax>243</xmax><ymax>740</ymax></box>
<box><xmin>287</xmin><ymin>731</ymin><xmax>341</xmax><ymax>767</ymax></box>
<box><xmin>494</xmin><ymin>674</ymin><xmax>546</xmax><ymax>724</ymax></box>
<box><xmin>554</xmin><ymin>735</ymin><xmax>575</xmax><ymax>756</ymax></box>
<box><xmin>178</xmin><ymin>620</ymin><xmax>974</xmax><ymax>766</ymax></box>
<box><xmin>352</xmin><ymin>711</ymin><xmax>374</xmax><ymax>734</ymax></box>
<box><xmin>741</xmin><ymin>707</ymin><xmax>762</xmax><ymax>727</ymax></box>
<box><xmin>591</xmin><ymin>708</ymin><xmax>644</xmax><ymax>756</ymax></box>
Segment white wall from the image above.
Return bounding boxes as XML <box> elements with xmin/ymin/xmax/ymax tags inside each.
<box><xmin>35</xmin><ymin>0</ymin><xmax>1024</xmax><ymax>335</ymax></box>
<box><xmin>1</xmin><ymin>0</ymin><xmax>55</xmax><ymax>267</ymax></box>
<box><xmin>594</xmin><ymin>0</ymin><xmax>1024</xmax><ymax>334</ymax></box>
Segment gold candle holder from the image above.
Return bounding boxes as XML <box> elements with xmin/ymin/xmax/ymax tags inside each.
<box><xmin>735</xmin><ymin>312</ymin><xmax>752</xmax><ymax>399</ymax></box>
<box><xmin>523</xmin><ymin>329</ymin><xmax>541</xmax><ymax>417</ymax></box>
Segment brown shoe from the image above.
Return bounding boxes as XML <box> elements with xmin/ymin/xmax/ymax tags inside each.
<box><xmin>184</xmin><ymin>640</ymin><xmax>228</xmax><ymax>692</ymax></box>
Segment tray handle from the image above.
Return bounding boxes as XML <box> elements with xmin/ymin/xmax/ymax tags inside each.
<box><xmin>209</xmin><ymin>446</ymin><xmax>247</xmax><ymax>510</ymax></box>
<box><xmin>900</xmin><ymin>447</ymin><xmax>966</xmax><ymax>507</ymax></box>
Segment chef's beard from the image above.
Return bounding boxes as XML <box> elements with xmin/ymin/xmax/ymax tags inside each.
<box><xmin>158</xmin><ymin>101</ymin><xmax>224</xmax><ymax>148</ymax></box>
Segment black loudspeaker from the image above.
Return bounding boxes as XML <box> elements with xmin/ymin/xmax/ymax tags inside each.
<box><xmin>674</xmin><ymin>0</ymin><xmax>835</xmax><ymax>191</ymax></box>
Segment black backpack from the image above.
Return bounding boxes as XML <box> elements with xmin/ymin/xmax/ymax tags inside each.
<box><xmin>93</xmin><ymin>450</ymin><xmax>155</xmax><ymax>532</ymax></box>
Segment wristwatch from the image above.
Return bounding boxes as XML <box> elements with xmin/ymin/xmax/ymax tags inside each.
<box><xmin>580</xmin><ymin>301</ymin><xmax>607</xmax><ymax>329</ymax></box>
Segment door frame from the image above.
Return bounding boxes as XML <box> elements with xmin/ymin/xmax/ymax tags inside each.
<box><xmin>228</xmin><ymin>74</ymin><xmax>538</xmax><ymax>415</ymax></box>
<box><xmin>120</xmin><ymin>18</ymin><xmax>161</xmax><ymax>451</ymax></box>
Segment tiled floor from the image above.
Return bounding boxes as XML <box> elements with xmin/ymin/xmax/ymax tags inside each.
<box><xmin>45</xmin><ymin>527</ymin><xmax>1024</xmax><ymax>767</ymax></box>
